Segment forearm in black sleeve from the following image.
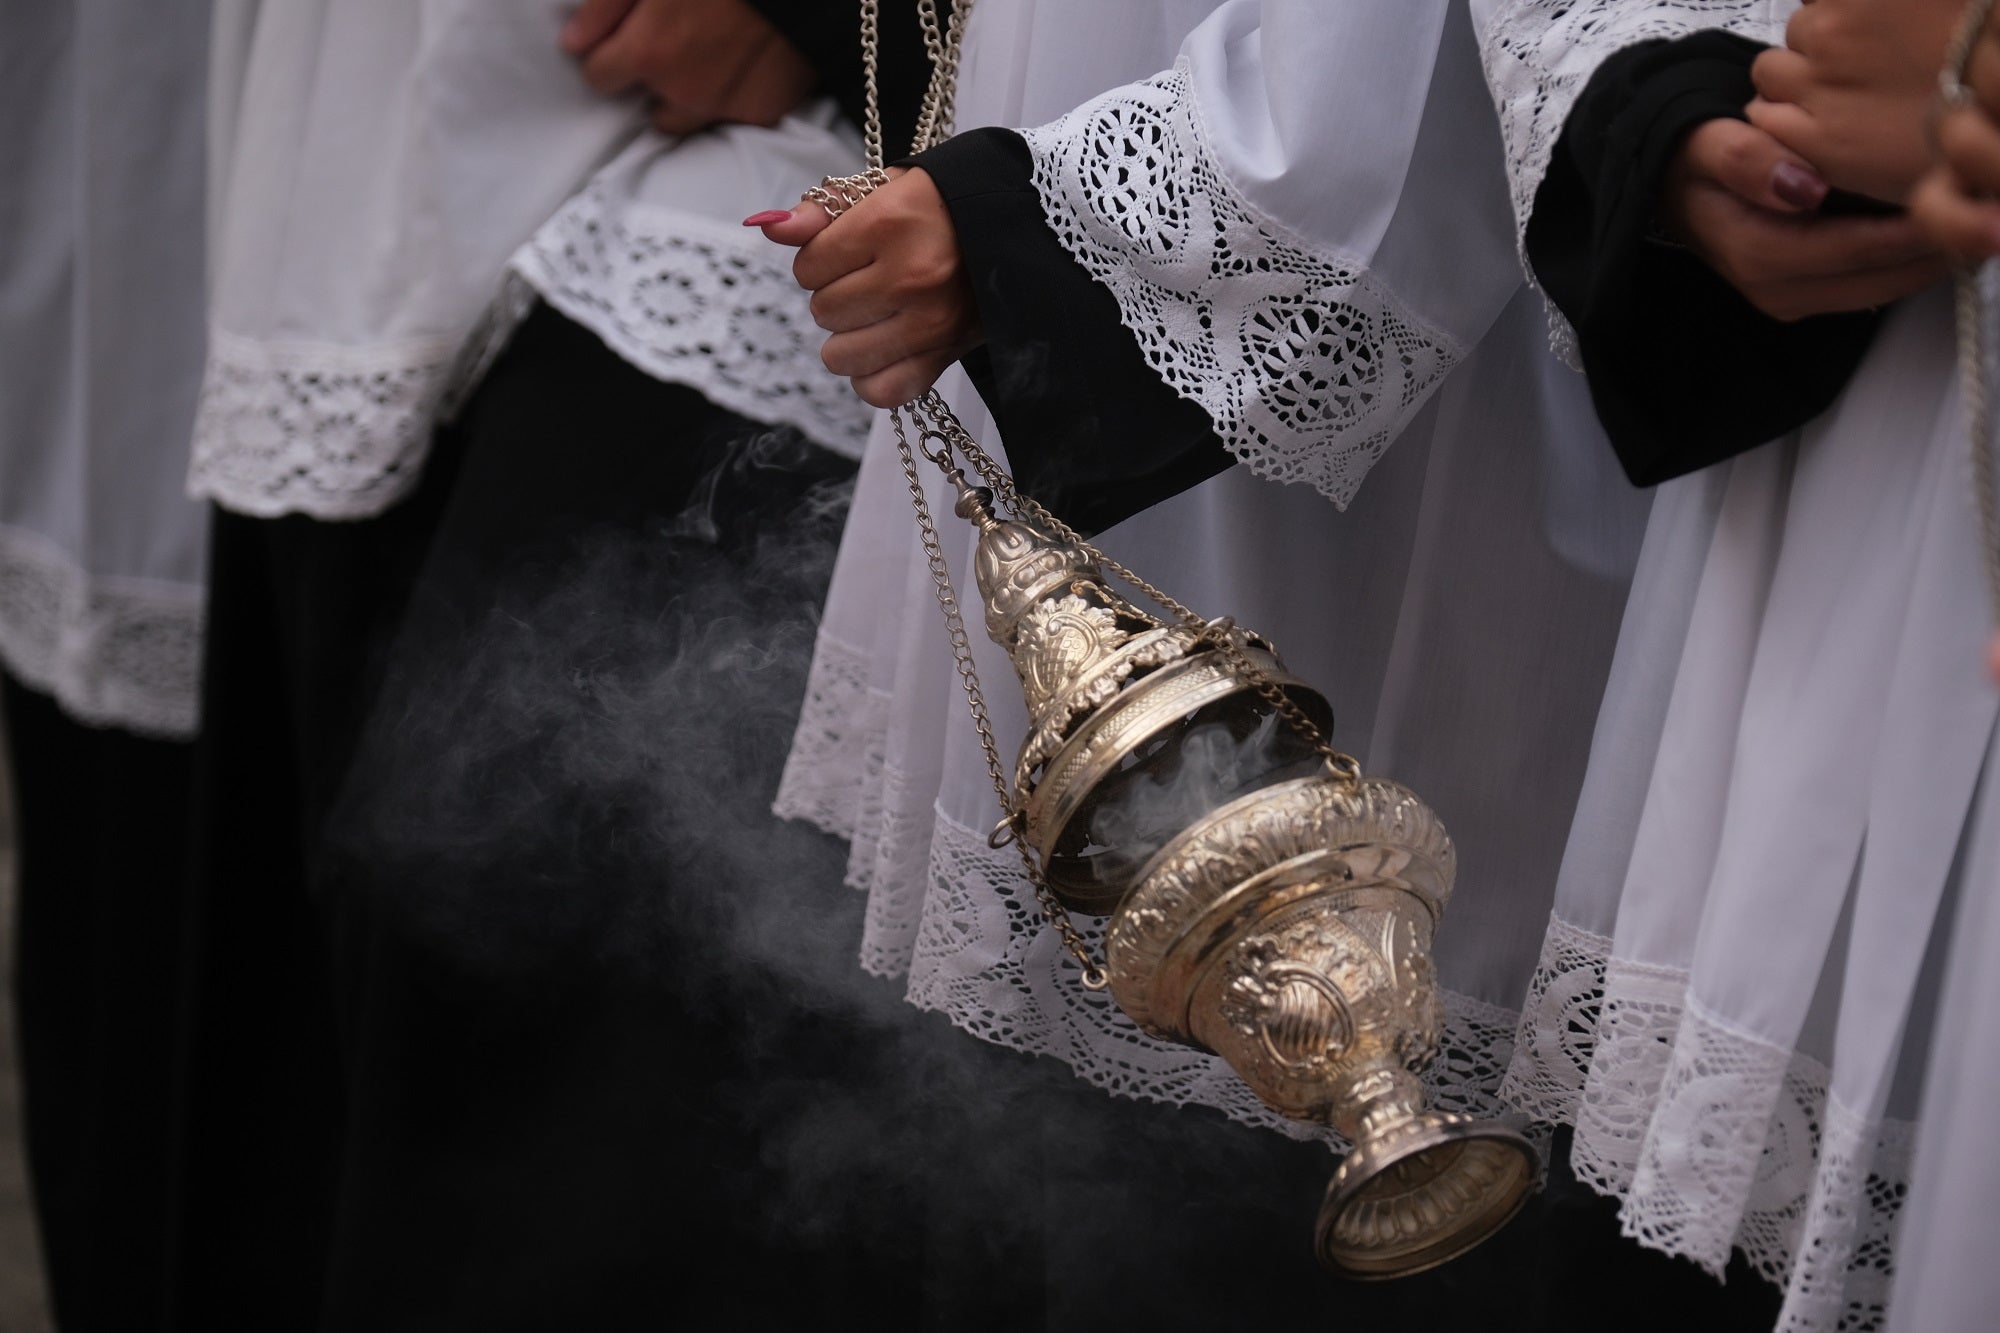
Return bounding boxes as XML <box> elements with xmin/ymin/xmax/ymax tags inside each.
<box><xmin>909</xmin><ymin>127</ymin><xmax>1233</xmax><ymax>537</ymax></box>
<box><xmin>1527</xmin><ymin>31</ymin><xmax>1886</xmax><ymax>485</ymax></box>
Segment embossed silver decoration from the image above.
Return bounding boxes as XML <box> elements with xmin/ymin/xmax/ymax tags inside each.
<box><xmin>936</xmin><ymin>463</ymin><xmax>1539</xmax><ymax>1276</ymax></box>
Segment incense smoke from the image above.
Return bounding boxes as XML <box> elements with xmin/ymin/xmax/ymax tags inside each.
<box><xmin>315</xmin><ymin>423</ymin><xmax>1510</xmax><ymax>1326</ymax></box>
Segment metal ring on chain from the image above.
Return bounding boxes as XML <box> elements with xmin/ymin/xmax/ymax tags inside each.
<box><xmin>802</xmin><ymin>168</ymin><xmax>890</xmax><ymax>221</ymax></box>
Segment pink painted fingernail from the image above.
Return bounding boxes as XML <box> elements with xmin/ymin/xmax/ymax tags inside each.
<box><xmin>742</xmin><ymin>210</ymin><xmax>792</xmax><ymax>227</ymax></box>
<box><xmin>1771</xmin><ymin>162</ymin><xmax>1827</xmax><ymax>211</ymax></box>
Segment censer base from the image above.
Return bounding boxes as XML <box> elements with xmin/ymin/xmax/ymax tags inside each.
<box><xmin>1314</xmin><ymin>1113</ymin><xmax>1539</xmax><ymax>1279</ymax></box>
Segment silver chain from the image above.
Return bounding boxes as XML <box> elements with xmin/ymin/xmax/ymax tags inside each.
<box><xmin>1947</xmin><ymin>0</ymin><xmax>2000</xmax><ymax>627</ymax></box>
<box><xmin>821</xmin><ymin>0</ymin><xmax>1359</xmax><ymax>988</ymax></box>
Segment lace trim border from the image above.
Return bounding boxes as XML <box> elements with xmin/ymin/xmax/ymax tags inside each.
<box><xmin>1023</xmin><ymin>64</ymin><xmax>1463</xmax><ymax>511</ymax></box>
<box><xmin>773</xmin><ymin>629</ymin><xmax>879</xmax><ymax>840</ymax></box>
<box><xmin>0</xmin><ymin>523</ymin><xmax>203</xmax><ymax>738</ymax></box>
<box><xmin>187</xmin><ymin>323</ymin><xmax>461</xmax><ymax>521</ymax></box>
<box><xmin>1504</xmin><ymin>910</ymin><xmax>1910</xmax><ymax>1332</ymax></box>
<box><xmin>902</xmin><ymin>809</ymin><xmax>1523</xmax><ymax>1146</ymax></box>
<box><xmin>510</xmin><ymin>190</ymin><xmax>872</xmax><ymax>460</ymax></box>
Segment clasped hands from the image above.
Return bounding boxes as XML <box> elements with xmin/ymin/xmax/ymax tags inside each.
<box><xmin>1661</xmin><ymin>0</ymin><xmax>1958</xmax><ymax>322</ymax></box>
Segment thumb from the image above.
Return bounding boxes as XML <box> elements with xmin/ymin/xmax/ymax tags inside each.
<box><xmin>1703</xmin><ymin>112</ymin><xmax>1828</xmax><ymax>213</ymax></box>
<box><xmin>744</xmin><ymin>201</ymin><xmax>833</xmax><ymax>248</ymax></box>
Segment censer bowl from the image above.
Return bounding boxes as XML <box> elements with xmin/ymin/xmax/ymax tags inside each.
<box><xmin>1105</xmin><ymin>774</ymin><xmax>1540</xmax><ymax>1278</ymax></box>
<box><xmin>1019</xmin><ymin>653</ymin><xmax>1334</xmax><ymax>913</ymax></box>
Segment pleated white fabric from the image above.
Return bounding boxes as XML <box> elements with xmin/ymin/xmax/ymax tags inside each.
<box><xmin>0</xmin><ymin>0</ymin><xmax>211</xmax><ymax>736</ymax></box>
<box><xmin>777</xmin><ymin>0</ymin><xmax>1650</xmax><ymax>1140</ymax></box>
<box><xmin>1472</xmin><ymin>4</ymin><xmax>1997</xmax><ymax>1325</ymax></box>
<box><xmin>1499</xmin><ymin>295</ymin><xmax>1990</xmax><ymax>1332</ymax></box>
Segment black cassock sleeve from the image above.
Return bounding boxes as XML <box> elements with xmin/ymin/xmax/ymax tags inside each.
<box><xmin>908</xmin><ymin>127</ymin><xmax>1233</xmax><ymax>537</ymax></box>
<box><xmin>1527</xmin><ymin>31</ymin><xmax>1886</xmax><ymax>485</ymax></box>
<box><xmin>747</xmin><ymin>0</ymin><xmax>938</xmax><ymax>155</ymax></box>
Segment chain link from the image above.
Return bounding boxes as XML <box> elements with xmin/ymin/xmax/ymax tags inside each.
<box><xmin>903</xmin><ymin>394</ymin><xmax>1362</xmax><ymax>781</ymax></box>
<box><xmin>889</xmin><ymin>415</ymin><xmax>1110</xmax><ymax>988</ymax></box>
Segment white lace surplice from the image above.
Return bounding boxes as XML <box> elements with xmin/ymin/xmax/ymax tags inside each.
<box><xmin>0</xmin><ymin>0</ymin><xmax>210</xmax><ymax>737</ymax></box>
<box><xmin>192</xmin><ymin>0</ymin><xmax>870</xmax><ymax>523</ymax></box>
<box><xmin>1474</xmin><ymin>4</ymin><xmax>1992</xmax><ymax>1328</ymax></box>
<box><xmin>780</xmin><ymin>0</ymin><xmax>1650</xmax><ymax>1145</ymax></box>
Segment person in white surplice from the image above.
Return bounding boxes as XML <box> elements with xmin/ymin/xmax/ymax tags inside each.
<box><xmin>1475</xmin><ymin>0</ymin><xmax>1996</xmax><ymax>1328</ymax></box>
<box><xmin>750</xmin><ymin>1</ymin><xmax>1868</xmax><ymax>1324</ymax></box>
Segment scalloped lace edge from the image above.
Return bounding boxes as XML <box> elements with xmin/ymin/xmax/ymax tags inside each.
<box><xmin>0</xmin><ymin>522</ymin><xmax>202</xmax><ymax>737</ymax></box>
<box><xmin>1023</xmin><ymin>64</ymin><xmax>1464</xmax><ymax>511</ymax></box>
<box><xmin>510</xmin><ymin>190</ymin><xmax>872</xmax><ymax>460</ymax></box>
<box><xmin>190</xmin><ymin>193</ymin><xmax>871</xmax><ymax>523</ymax></box>
<box><xmin>1504</xmin><ymin>911</ymin><xmax>1908</xmax><ymax>1331</ymax></box>
<box><xmin>187</xmin><ymin>323</ymin><xmax>460</xmax><ymax>521</ymax></box>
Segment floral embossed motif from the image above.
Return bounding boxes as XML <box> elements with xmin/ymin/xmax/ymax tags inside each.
<box><xmin>1012</xmin><ymin>594</ymin><xmax>1128</xmax><ymax>716</ymax></box>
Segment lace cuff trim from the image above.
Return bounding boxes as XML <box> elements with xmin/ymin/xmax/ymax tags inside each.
<box><xmin>187</xmin><ymin>324</ymin><xmax>461</xmax><ymax>521</ymax></box>
<box><xmin>1022</xmin><ymin>65</ymin><xmax>1463</xmax><ymax>511</ymax></box>
<box><xmin>1477</xmin><ymin>0</ymin><xmax>1784</xmax><ymax>358</ymax></box>
<box><xmin>0</xmin><ymin>524</ymin><xmax>203</xmax><ymax>738</ymax></box>
<box><xmin>511</xmin><ymin>189</ymin><xmax>873</xmax><ymax>460</ymax></box>
<box><xmin>1503</xmin><ymin>912</ymin><xmax>1909</xmax><ymax>1331</ymax></box>
<box><xmin>903</xmin><ymin>809</ymin><xmax>1522</xmax><ymax>1144</ymax></box>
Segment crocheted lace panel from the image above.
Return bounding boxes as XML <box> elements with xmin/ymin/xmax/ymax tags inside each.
<box><xmin>510</xmin><ymin>189</ymin><xmax>872</xmax><ymax>460</ymax></box>
<box><xmin>773</xmin><ymin>629</ymin><xmax>879</xmax><ymax>841</ymax></box>
<box><xmin>190</xmin><ymin>190</ymin><xmax>868</xmax><ymax>522</ymax></box>
<box><xmin>1478</xmin><ymin>0</ymin><xmax>1785</xmax><ymax>253</ymax></box>
<box><xmin>0</xmin><ymin>523</ymin><xmax>203</xmax><ymax>738</ymax></box>
<box><xmin>1022</xmin><ymin>65</ymin><xmax>1462</xmax><ymax>511</ymax></box>
<box><xmin>187</xmin><ymin>324</ymin><xmax>462</xmax><ymax>521</ymax></box>
<box><xmin>1508</xmin><ymin>913</ymin><xmax>1910</xmax><ymax>1333</ymax></box>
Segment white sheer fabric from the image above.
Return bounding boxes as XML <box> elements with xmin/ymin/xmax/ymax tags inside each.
<box><xmin>0</xmin><ymin>0</ymin><xmax>211</xmax><ymax>737</ymax></box>
<box><xmin>192</xmin><ymin>1</ymin><xmax>871</xmax><ymax>521</ymax></box>
<box><xmin>1887</xmin><ymin>733</ymin><xmax>2000</xmax><ymax>1333</ymax></box>
<box><xmin>1474</xmin><ymin>5</ymin><xmax>1992</xmax><ymax>1325</ymax></box>
<box><xmin>778</xmin><ymin>0</ymin><xmax>1649</xmax><ymax>1144</ymax></box>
